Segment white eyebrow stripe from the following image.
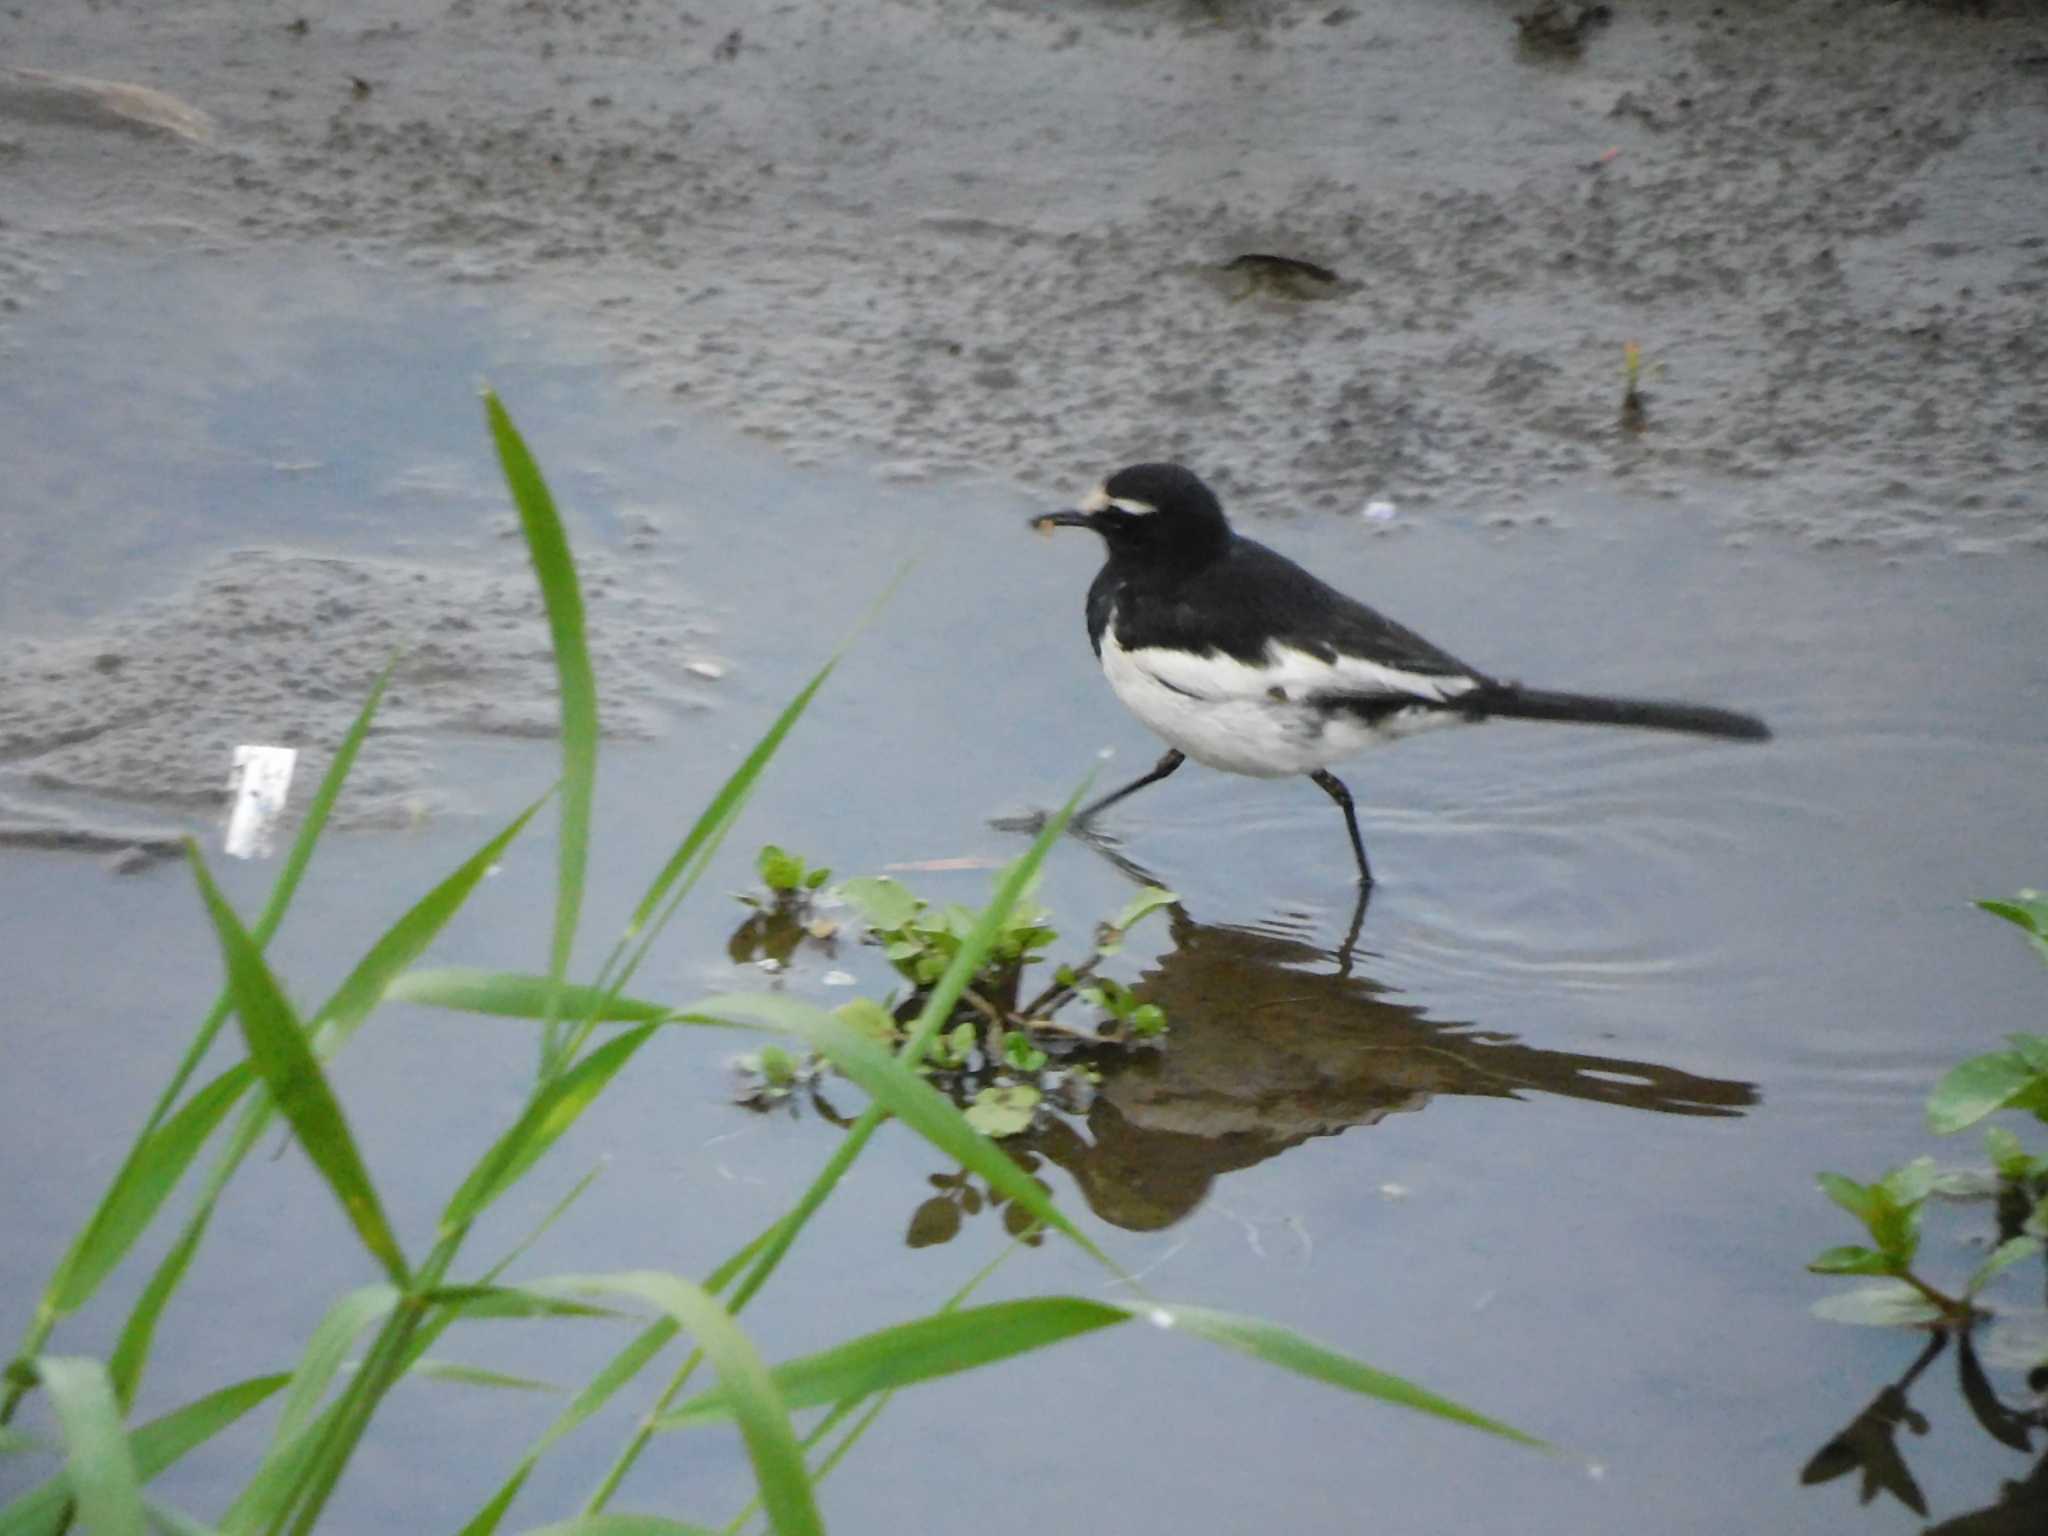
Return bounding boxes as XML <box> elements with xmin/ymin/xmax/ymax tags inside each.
<box><xmin>1080</xmin><ymin>485</ymin><xmax>1156</xmax><ymax>515</ymax></box>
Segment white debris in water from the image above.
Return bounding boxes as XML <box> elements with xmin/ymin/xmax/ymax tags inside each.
<box><xmin>1378</xmin><ymin>1182</ymin><xmax>1408</xmax><ymax>1200</ymax></box>
<box><xmin>223</xmin><ymin>745</ymin><xmax>296</xmax><ymax>859</ymax></box>
<box><xmin>685</xmin><ymin>659</ymin><xmax>727</xmax><ymax>679</ymax></box>
<box><xmin>822</xmin><ymin>970</ymin><xmax>856</xmax><ymax>987</ymax></box>
<box><xmin>1361</xmin><ymin>499</ymin><xmax>1397</xmax><ymax>522</ymax></box>
<box><xmin>1146</xmin><ymin>1307</ymin><xmax>1176</xmax><ymax>1330</ymax></box>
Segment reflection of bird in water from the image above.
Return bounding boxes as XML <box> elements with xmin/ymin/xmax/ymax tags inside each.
<box><xmin>1013</xmin><ymin>904</ymin><xmax>1756</xmax><ymax>1233</ymax></box>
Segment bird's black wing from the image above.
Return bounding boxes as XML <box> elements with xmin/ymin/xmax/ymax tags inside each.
<box><xmin>1128</xmin><ymin>536</ymin><xmax>1486</xmax><ymax>688</ymax></box>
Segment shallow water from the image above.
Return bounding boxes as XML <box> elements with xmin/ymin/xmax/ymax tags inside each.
<box><xmin>4</xmin><ymin>257</ymin><xmax>2047</xmax><ymax>1534</ymax></box>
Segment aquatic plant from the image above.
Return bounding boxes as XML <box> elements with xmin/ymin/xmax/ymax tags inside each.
<box><xmin>0</xmin><ymin>394</ymin><xmax>1540</xmax><ymax>1536</ymax></box>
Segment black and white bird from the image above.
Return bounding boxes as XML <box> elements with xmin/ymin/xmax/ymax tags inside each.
<box><xmin>1031</xmin><ymin>463</ymin><xmax>1770</xmax><ymax>886</ymax></box>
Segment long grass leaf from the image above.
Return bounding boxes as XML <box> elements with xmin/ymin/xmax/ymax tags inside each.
<box><xmin>422</xmin><ymin>1287</ymin><xmax>620</xmax><ymax>1322</ymax></box>
<box><xmin>521</xmin><ymin>1518</ymin><xmax>720</xmax><ymax>1536</ymax></box>
<box><xmin>5</xmin><ymin>669</ymin><xmax>394</xmax><ymax>1395</ymax></box>
<box><xmin>453</xmin><ymin>1319</ymin><xmax>679</xmax><ymax>1536</ymax></box>
<box><xmin>186</xmin><ymin>846</ymin><xmax>409</xmax><ymax>1285</ymax></box>
<box><xmin>270</xmin><ymin>1286</ymin><xmax>401</xmax><ymax>1451</ymax></box>
<box><xmin>35</xmin><ymin>1357</ymin><xmax>144</xmax><ymax>1536</ymax></box>
<box><xmin>140</xmin><ymin>1497</ymin><xmax>220</xmax><ymax>1536</ymax></box>
<box><xmin>440</xmin><ymin>1024</ymin><xmax>660</xmax><ymax>1230</ymax></box>
<box><xmin>536</xmin><ymin>1275</ymin><xmax>819</xmax><ymax>1536</ymax></box>
<box><xmin>1124</xmin><ymin>1302</ymin><xmax>1544</xmax><ymax>1447</ymax></box>
<box><xmin>656</xmin><ymin>1298</ymin><xmax>1127</xmax><ymax>1427</ymax></box>
<box><xmin>0</xmin><ymin>1375</ymin><xmax>285</xmax><ymax>1536</ymax></box>
<box><xmin>456</xmin><ymin>1227</ymin><xmax>782</xmax><ymax>1536</ymax></box>
<box><xmin>484</xmin><ymin>390</ymin><xmax>596</xmax><ymax>1075</ymax></box>
<box><xmin>388</xmin><ymin>969</ymin><xmax>669</xmax><ymax>1024</ymax></box>
<box><xmin>406</xmin><ymin>1362</ymin><xmax>562</xmax><ymax>1394</ymax></box>
<box><xmin>314</xmin><ymin>799</ymin><xmax>547</xmax><ymax>1035</ymax></box>
<box><xmin>51</xmin><ymin>1065</ymin><xmax>252</xmax><ymax>1313</ymax></box>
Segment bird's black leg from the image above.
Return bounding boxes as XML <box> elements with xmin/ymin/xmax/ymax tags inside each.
<box><xmin>1076</xmin><ymin>749</ymin><xmax>1186</xmax><ymax>825</ymax></box>
<box><xmin>1309</xmin><ymin>769</ymin><xmax>1373</xmax><ymax>887</ymax></box>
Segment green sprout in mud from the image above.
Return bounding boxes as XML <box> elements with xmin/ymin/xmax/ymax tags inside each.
<box><xmin>1808</xmin><ymin>893</ymin><xmax>2048</xmax><ymax>1339</ymax></box>
<box><xmin>729</xmin><ymin>852</ymin><xmax>1174</xmax><ymax>1137</ymax></box>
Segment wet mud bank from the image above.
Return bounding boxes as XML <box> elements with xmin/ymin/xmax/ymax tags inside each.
<box><xmin>4</xmin><ymin>0</ymin><xmax>2045</xmax><ymax>548</ymax></box>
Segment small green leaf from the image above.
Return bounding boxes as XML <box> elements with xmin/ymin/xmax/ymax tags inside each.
<box><xmin>757</xmin><ymin>846</ymin><xmax>804</xmax><ymax>893</ymax></box>
<box><xmin>1002</xmin><ymin>1032</ymin><xmax>1049</xmax><ymax>1072</ymax></box>
<box><xmin>832</xmin><ymin>998</ymin><xmax>899</xmax><ymax>1045</ymax></box>
<box><xmin>1110</xmin><ymin>887</ymin><xmax>1179</xmax><ymax>934</ymax></box>
<box><xmin>837</xmin><ymin>876</ymin><xmax>920</xmax><ymax>931</ymax></box>
<box><xmin>1129</xmin><ymin>1004</ymin><xmax>1168</xmax><ymax>1038</ymax></box>
<box><xmin>964</xmin><ymin>1085</ymin><xmax>1041</xmax><ymax>1138</ymax></box>
<box><xmin>2012</xmin><ymin>1034</ymin><xmax>2048</xmax><ymax>1075</ymax></box>
<box><xmin>36</xmin><ymin>1356</ymin><xmax>144</xmax><ymax>1536</ymax></box>
<box><xmin>1966</xmin><ymin>1235</ymin><xmax>2043</xmax><ymax>1298</ymax></box>
<box><xmin>1929</xmin><ymin>1050</ymin><xmax>2043</xmax><ymax>1134</ymax></box>
<box><xmin>1985</xmin><ymin>1125</ymin><xmax>2034</xmax><ymax>1180</ymax></box>
<box><xmin>1807</xmin><ymin>1246</ymin><xmax>1896</xmax><ymax>1276</ymax></box>
<box><xmin>1979</xmin><ymin>893</ymin><xmax>2048</xmax><ymax>965</ymax></box>
<box><xmin>1810</xmin><ymin>1283</ymin><xmax>1946</xmax><ymax>1328</ymax></box>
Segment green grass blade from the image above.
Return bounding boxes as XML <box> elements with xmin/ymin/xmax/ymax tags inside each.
<box><xmin>186</xmin><ymin>846</ymin><xmax>409</xmax><ymax>1286</ymax></box>
<box><xmin>520</xmin><ymin>1518</ymin><xmax>720</xmax><ymax>1536</ymax></box>
<box><xmin>270</xmin><ymin>1286</ymin><xmax>401</xmax><ymax>1451</ymax></box>
<box><xmin>388</xmin><ymin>969</ymin><xmax>669</xmax><ymax>1024</ymax></box>
<box><xmin>678</xmin><ymin>993</ymin><xmax>1108</xmax><ymax>1269</ymax></box>
<box><xmin>455</xmin><ymin>1229</ymin><xmax>782</xmax><ymax>1536</ymax></box>
<box><xmin>406</xmin><ymin>1362</ymin><xmax>562</xmax><ymax>1394</ymax></box>
<box><xmin>1121</xmin><ymin>1301</ymin><xmax>1544</xmax><ymax>1447</ymax></box>
<box><xmin>140</xmin><ymin>1497</ymin><xmax>219</xmax><ymax>1536</ymax></box>
<box><xmin>656</xmin><ymin>1298</ymin><xmax>1128</xmax><ymax>1427</ymax></box>
<box><xmin>313</xmin><ymin>799</ymin><xmax>547</xmax><ymax>1035</ymax></box>
<box><xmin>421</xmin><ymin>1287</ymin><xmax>620</xmax><ymax>1322</ymax></box>
<box><xmin>535</xmin><ymin>1275</ymin><xmax>819</xmax><ymax>1536</ymax></box>
<box><xmin>440</xmin><ymin>1024</ymin><xmax>661</xmax><ymax>1230</ymax></box>
<box><xmin>4</xmin><ymin>668</ymin><xmax>395</xmax><ymax>1395</ymax></box>
<box><xmin>454</xmin><ymin>1318</ymin><xmax>680</xmax><ymax>1536</ymax></box>
<box><xmin>484</xmin><ymin>390</ymin><xmax>596</xmax><ymax>1076</ymax></box>
<box><xmin>35</xmin><ymin>1357</ymin><xmax>144</xmax><ymax>1536</ymax></box>
<box><xmin>52</xmin><ymin>1065</ymin><xmax>253</xmax><ymax>1313</ymax></box>
<box><xmin>0</xmin><ymin>1375</ymin><xmax>286</xmax><ymax>1536</ymax></box>
<box><xmin>108</xmin><ymin>1197</ymin><xmax>211</xmax><ymax>1407</ymax></box>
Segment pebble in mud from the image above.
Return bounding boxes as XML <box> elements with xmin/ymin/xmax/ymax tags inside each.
<box><xmin>0</xmin><ymin>546</ymin><xmax>719</xmax><ymax>851</ymax></box>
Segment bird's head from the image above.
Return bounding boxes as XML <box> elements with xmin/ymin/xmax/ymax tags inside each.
<box><xmin>1031</xmin><ymin>463</ymin><xmax>1231</xmax><ymax>569</ymax></box>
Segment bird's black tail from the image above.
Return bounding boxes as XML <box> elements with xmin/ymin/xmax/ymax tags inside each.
<box><xmin>1460</xmin><ymin>684</ymin><xmax>1771</xmax><ymax>741</ymax></box>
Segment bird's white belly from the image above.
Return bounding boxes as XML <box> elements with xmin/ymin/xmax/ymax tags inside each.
<box><xmin>1099</xmin><ymin>633</ymin><xmax>1461</xmax><ymax>777</ymax></box>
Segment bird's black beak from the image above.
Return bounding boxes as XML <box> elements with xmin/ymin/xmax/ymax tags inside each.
<box><xmin>1030</xmin><ymin>510</ymin><xmax>1097</xmax><ymax>538</ymax></box>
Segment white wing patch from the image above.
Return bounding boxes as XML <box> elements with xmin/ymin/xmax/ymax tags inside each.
<box><xmin>1098</xmin><ymin>626</ymin><xmax>1478</xmax><ymax>777</ymax></box>
<box><xmin>1128</xmin><ymin>639</ymin><xmax>1479</xmax><ymax>707</ymax></box>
